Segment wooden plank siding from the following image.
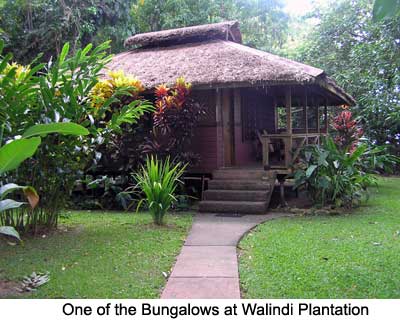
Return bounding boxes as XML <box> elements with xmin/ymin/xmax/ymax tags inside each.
<box><xmin>189</xmin><ymin>87</ymin><xmax>278</xmax><ymax>173</ymax></box>
<box><xmin>188</xmin><ymin>89</ymin><xmax>219</xmax><ymax>173</ymax></box>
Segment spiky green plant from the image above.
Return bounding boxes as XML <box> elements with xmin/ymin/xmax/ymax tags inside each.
<box><xmin>134</xmin><ymin>156</ymin><xmax>186</xmax><ymax>225</ymax></box>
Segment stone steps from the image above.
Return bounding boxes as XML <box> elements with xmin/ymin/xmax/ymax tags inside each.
<box><xmin>213</xmin><ymin>169</ymin><xmax>271</xmax><ymax>180</ymax></box>
<box><xmin>198</xmin><ymin>168</ymin><xmax>276</xmax><ymax>215</ymax></box>
<box><xmin>203</xmin><ymin>189</ymin><xmax>268</xmax><ymax>202</ymax></box>
<box><xmin>199</xmin><ymin>200</ymin><xmax>268</xmax><ymax>214</ymax></box>
<box><xmin>208</xmin><ymin>179</ymin><xmax>272</xmax><ymax>191</ymax></box>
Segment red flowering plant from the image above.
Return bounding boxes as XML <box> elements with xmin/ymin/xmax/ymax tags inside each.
<box><xmin>332</xmin><ymin>108</ymin><xmax>363</xmax><ymax>153</ymax></box>
<box><xmin>141</xmin><ymin>77</ymin><xmax>205</xmax><ymax>165</ymax></box>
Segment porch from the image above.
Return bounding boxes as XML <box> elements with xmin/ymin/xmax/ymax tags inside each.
<box><xmin>191</xmin><ymin>84</ymin><xmax>335</xmax><ymax>175</ymax></box>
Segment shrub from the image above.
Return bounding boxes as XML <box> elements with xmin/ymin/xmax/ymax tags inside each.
<box><xmin>293</xmin><ymin>137</ymin><xmax>375</xmax><ymax>208</ymax></box>
<box><xmin>0</xmin><ymin>40</ymin><xmax>153</xmax><ymax>233</ymax></box>
<box><xmin>141</xmin><ymin>78</ymin><xmax>205</xmax><ymax>165</ymax></box>
<box><xmin>134</xmin><ymin>156</ymin><xmax>186</xmax><ymax>225</ymax></box>
<box><xmin>332</xmin><ymin>108</ymin><xmax>363</xmax><ymax>153</ymax></box>
<box><xmin>0</xmin><ymin>123</ymin><xmax>88</xmax><ymax>237</ymax></box>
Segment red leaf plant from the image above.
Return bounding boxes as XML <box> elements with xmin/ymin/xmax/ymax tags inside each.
<box><xmin>332</xmin><ymin>108</ymin><xmax>363</xmax><ymax>153</ymax></box>
<box><xmin>141</xmin><ymin>77</ymin><xmax>205</xmax><ymax>165</ymax></box>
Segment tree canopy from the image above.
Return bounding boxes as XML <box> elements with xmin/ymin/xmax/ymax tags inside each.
<box><xmin>295</xmin><ymin>0</ymin><xmax>400</xmax><ymax>150</ymax></box>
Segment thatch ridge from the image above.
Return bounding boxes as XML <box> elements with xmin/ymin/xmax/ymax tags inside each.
<box><xmin>124</xmin><ymin>21</ymin><xmax>242</xmax><ymax>48</ymax></box>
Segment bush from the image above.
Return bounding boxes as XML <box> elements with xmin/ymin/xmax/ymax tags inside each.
<box><xmin>134</xmin><ymin>156</ymin><xmax>186</xmax><ymax>225</ymax></box>
<box><xmin>0</xmin><ymin>40</ymin><xmax>152</xmax><ymax>233</ymax></box>
<box><xmin>293</xmin><ymin>137</ymin><xmax>375</xmax><ymax>208</ymax></box>
<box><xmin>140</xmin><ymin>78</ymin><xmax>205</xmax><ymax>165</ymax></box>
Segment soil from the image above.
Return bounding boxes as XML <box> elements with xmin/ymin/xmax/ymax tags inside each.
<box><xmin>0</xmin><ymin>280</ymin><xmax>22</xmax><ymax>298</ymax></box>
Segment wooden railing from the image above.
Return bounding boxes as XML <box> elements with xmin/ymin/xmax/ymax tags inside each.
<box><xmin>258</xmin><ymin>132</ymin><xmax>326</xmax><ymax>170</ymax></box>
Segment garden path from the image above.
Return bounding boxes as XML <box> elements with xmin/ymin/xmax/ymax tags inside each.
<box><xmin>161</xmin><ymin>212</ymin><xmax>290</xmax><ymax>298</ymax></box>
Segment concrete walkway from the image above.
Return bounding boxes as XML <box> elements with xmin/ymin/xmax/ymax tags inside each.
<box><xmin>161</xmin><ymin>212</ymin><xmax>289</xmax><ymax>299</ymax></box>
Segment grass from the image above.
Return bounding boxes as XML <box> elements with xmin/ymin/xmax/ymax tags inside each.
<box><xmin>239</xmin><ymin>176</ymin><xmax>400</xmax><ymax>298</ymax></box>
<box><xmin>0</xmin><ymin>211</ymin><xmax>192</xmax><ymax>298</ymax></box>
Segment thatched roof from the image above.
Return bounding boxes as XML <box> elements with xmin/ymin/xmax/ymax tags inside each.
<box><xmin>124</xmin><ymin>21</ymin><xmax>242</xmax><ymax>48</ymax></box>
<box><xmin>108</xmin><ymin>22</ymin><xmax>355</xmax><ymax>105</ymax></box>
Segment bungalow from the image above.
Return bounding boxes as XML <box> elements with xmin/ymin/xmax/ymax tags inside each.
<box><xmin>107</xmin><ymin>21</ymin><xmax>355</xmax><ymax>213</ymax></box>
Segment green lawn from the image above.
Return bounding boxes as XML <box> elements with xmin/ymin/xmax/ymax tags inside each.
<box><xmin>0</xmin><ymin>211</ymin><xmax>192</xmax><ymax>298</ymax></box>
<box><xmin>239</xmin><ymin>176</ymin><xmax>400</xmax><ymax>298</ymax></box>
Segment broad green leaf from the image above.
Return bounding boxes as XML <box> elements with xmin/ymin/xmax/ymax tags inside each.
<box><xmin>0</xmin><ymin>183</ymin><xmax>27</xmax><ymax>199</ymax></box>
<box><xmin>0</xmin><ymin>137</ymin><xmax>41</xmax><ymax>174</ymax></box>
<box><xmin>0</xmin><ymin>199</ymin><xmax>25</xmax><ymax>212</ymax></box>
<box><xmin>59</xmin><ymin>42</ymin><xmax>70</xmax><ymax>65</ymax></box>
<box><xmin>0</xmin><ymin>226</ymin><xmax>21</xmax><ymax>241</ymax></box>
<box><xmin>22</xmin><ymin>122</ymin><xmax>89</xmax><ymax>138</ymax></box>
<box><xmin>318</xmin><ymin>176</ymin><xmax>330</xmax><ymax>189</ymax></box>
<box><xmin>306</xmin><ymin>164</ymin><xmax>318</xmax><ymax>178</ymax></box>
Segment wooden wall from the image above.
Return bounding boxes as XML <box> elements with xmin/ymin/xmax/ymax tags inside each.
<box><xmin>189</xmin><ymin>87</ymin><xmax>278</xmax><ymax>173</ymax></box>
<box><xmin>189</xmin><ymin>89</ymin><xmax>219</xmax><ymax>173</ymax></box>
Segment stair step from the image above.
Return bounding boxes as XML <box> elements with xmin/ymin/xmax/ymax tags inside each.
<box><xmin>199</xmin><ymin>200</ymin><xmax>267</xmax><ymax>214</ymax></box>
<box><xmin>208</xmin><ymin>179</ymin><xmax>272</xmax><ymax>191</ymax></box>
<box><xmin>213</xmin><ymin>169</ymin><xmax>271</xmax><ymax>180</ymax></box>
<box><xmin>203</xmin><ymin>190</ymin><xmax>268</xmax><ymax>201</ymax></box>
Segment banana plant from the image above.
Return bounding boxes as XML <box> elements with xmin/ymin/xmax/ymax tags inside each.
<box><xmin>0</xmin><ymin>122</ymin><xmax>89</xmax><ymax>241</ymax></box>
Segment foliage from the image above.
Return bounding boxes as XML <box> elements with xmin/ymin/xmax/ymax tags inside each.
<box><xmin>0</xmin><ymin>122</ymin><xmax>88</xmax><ymax>237</ymax></box>
<box><xmin>132</xmin><ymin>0</ymin><xmax>289</xmax><ymax>53</ymax></box>
<box><xmin>134</xmin><ymin>156</ymin><xmax>186</xmax><ymax>225</ymax></box>
<box><xmin>0</xmin><ymin>211</ymin><xmax>193</xmax><ymax>298</ymax></box>
<box><xmin>359</xmin><ymin>139</ymin><xmax>400</xmax><ymax>173</ymax></box>
<box><xmin>81</xmin><ymin>174</ymin><xmax>134</xmax><ymax>210</ymax></box>
<box><xmin>0</xmin><ymin>0</ymin><xmax>135</xmax><ymax>63</ymax></box>
<box><xmin>0</xmin><ymin>0</ymin><xmax>289</xmax><ymax>61</ymax></box>
<box><xmin>240</xmin><ymin>177</ymin><xmax>400</xmax><ymax>298</ymax></box>
<box><xmin>293</xmin><ymin>137</ymin><xmax>375</xmax><ymax>208</ymax></box>
<box><xmin>141</xmin><ymin>78</ymin><xmax>204</xmax><ymax>165</ymax></box>
<box><xmin>373</xmin><ymin>0</ymin><xmax>400</xmax><ymax>20</ymax></box>
<box><xmin>89</xmin><ymin>70</ymin><xmax>145</xmax><ymax>109</ymax></box>
<box><xmin>296</xmin><ymin>0</ymin><xmax>400</xmax><ymax>155</ymax></box>
<box><xmin>332</xmin><ymin>109</ymin><xmax>363</xmax><ymax>153</ymax></box>
<box><xmin>0</xmin><ymin>40</ymin><xmax>152</xmax><ymax>233</ymax></box>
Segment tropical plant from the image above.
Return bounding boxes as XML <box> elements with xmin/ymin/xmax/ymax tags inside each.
<box><xmin>359</xmin><ymin>139</ymin><xmax>400</xmax><ymax>173</ymax></box>
<box><xmin>0</xmin><ymin>0</ymin><xmax>135</xmax><ymax>63</ymax></box>
<box><xmin>293</xmin><ymin>136</ymin><xmax>375</xmax><ymax>208</ymax></box>
<box><xmin>332</xmin><ymin>109</ymin><xmax>363</xmax><ymax>153</ymax></box>
<box><xmin>0</xmin><ymin>122</ymin><xmax>88</xmax><ymax>239</ymax></box>
<box><xmin>0</xmin><ymin>40</ymin><xmax>153</xmax><ymax>233</ymax></box>
<box><xmin>141</xmin><ymin>78</ymin><xmax>204</xmax><ymax>165</ymax></box>
<box><xmin>134</xmin><ymin>156</ymin><xmax>186</xmax><ymax>225</ymax></box>
<box><xmin>296</xmin><ymin>0</ymin><xmax>400</xmax><ymax>155</ymax></box>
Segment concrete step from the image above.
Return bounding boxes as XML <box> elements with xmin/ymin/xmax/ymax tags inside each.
<box><xmin>199</xmin><ymin>200</ymin><xmax>267</xmax><ymax>214</ymax></box>
<box><xmin>203</xmin><ymin>189</ymin><xmax>268</xmax><ymax>202</ymax></box>
<box><xmin>208</xmin><ymin>179</ymin><xmax>272</xmax><ymax>191</ymax></box>
<box><xmin>213</xmin><ymin>169</ymin><xmax>271</xmax><ymax>180</ymax></box>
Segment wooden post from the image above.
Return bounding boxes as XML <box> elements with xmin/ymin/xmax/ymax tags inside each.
<box><xmin>277</xmin><ymin>174</ymin><xmax>288</xmax><ymax>207</ymax></box>
<box><xmin>263</xmin><ymin>137</ymin><xmax>270</xmax><ymax>169</ymax></box>
<box><xmin>233</xmin><ymin>89</ymin><xmax>241</xmax><ymax>164</ymax></box>
<box><xmin>304</xmin><ymin>87</ymin><xmax>308</xmax><ymax>135</ymax></box>
<box><xmin>273</xmin><ymin>96</ymin><xmax>278</xmax><ymax>133</ymax></box>
<box><xmin>324</xmin><ymin>103</ymin><xmax>328</xmax><ymax>134</ymax></box>
<box><xmin>285</xmin><ymin>87</ymin><xmax>292</xmax><ymax>167</ymax></box>
<box><xmin>216</xmin><ymin>89</ymin><xmax>224</xmax><ymax>168</ymax></box>
<box><xmin>286</xmin><ymin>87</ymin><xmax>292</xmax><ymax>134</ymax></box>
